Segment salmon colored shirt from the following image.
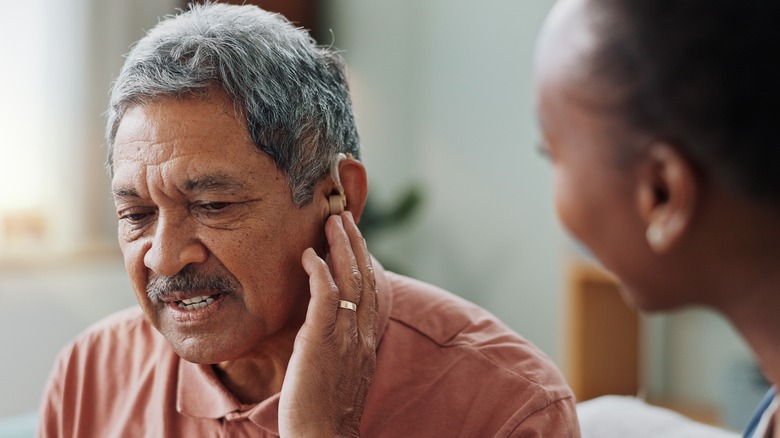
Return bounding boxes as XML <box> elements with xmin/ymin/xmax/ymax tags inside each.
<box><xmin>37</xmin><ymin>265</ymin><xmax>579</xmax><ymax>437</ymax></box>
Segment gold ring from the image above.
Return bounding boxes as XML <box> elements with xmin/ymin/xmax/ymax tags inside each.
<box><xmin>338</xmin><ymin>300</ymin><xmax>357</xmax><ymax>312</ymax></box>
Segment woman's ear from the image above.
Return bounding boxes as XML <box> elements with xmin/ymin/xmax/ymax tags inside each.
<box><xmin>636</xmin><ymin>143</ymin><xmax>698</xmax><ymax>253</ymax></box>
<box><xmin>330</xmin><ymin>156</ymin><xmax>368</xmax><ymax>222</ymax></box>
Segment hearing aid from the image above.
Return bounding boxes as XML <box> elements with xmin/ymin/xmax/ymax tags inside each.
<box><xmin>329</xmin><ymin>153</ymin><xmax>348</xmax><ymax>215</ymax></box>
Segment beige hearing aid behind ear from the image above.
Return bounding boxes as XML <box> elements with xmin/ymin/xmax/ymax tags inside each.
<box><xmin>329</xmin><ymin>153</ymin><xmax>348</xmax><ymax>215</ymax></box>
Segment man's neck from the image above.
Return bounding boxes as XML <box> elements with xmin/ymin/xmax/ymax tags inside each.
<box><xmin>213</xmin><ymin>327</ymin><xmax>298</xmax><ymax>404</ymax></box>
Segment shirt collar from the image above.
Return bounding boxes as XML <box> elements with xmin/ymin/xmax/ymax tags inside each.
<box><xmin>372</xmin><ymin>257</ymin><xmax>393</xmax><ymax>346</ymax></box>
<box><xmin>176</xmin><ymin>361</ymin><xmax>239</xmax><ymax>419</ymax></box>
<box><xmin>176</xmin><ymin>258</ymin><xmax>392</xmax><ymax>432</ymax></box>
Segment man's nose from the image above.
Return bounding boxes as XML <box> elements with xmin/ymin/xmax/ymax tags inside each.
<box><xmin>143</xmin><ymin>216</ymin><xmax>208</xmax><ymax>276</ymax></box>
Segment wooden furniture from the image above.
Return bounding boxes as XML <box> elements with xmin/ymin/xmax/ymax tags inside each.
<box><xmin>566</xmin><ymin>262</ymin><xmax>721</xmax><ymax>425</ymax></box>
<box><xmin>188</xmin><ymin>0</ymin><xmax>323</xmax><ymax>42</ymax></box>
<box><xmin>566</xmin><ymin>262</ymin><xmax>640</xmax><ymax>402</ymax></box>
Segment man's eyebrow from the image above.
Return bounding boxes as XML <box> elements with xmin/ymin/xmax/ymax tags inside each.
<box><xmin>112</xmin><ymin>186</ymin><xmax>140</xmax><ymax>200</ymax></box>
<box><xmin>184</xmin><ymin>174</ymin><xmax>246</xmax><ymax>192</ymax></box>
<box><xmin>111</xmin><ymin>174</ymin><xmax>246</xmax><ymax>200</ymax></box>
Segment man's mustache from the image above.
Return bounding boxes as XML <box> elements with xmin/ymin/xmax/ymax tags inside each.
<box><xmin>146</xmin><ymin>266</ymin><xmax>239</xmax><ymax>301</ymax></box>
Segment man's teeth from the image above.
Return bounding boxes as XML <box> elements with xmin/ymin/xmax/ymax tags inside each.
<box><xmin>177</xmin><ymin>295</ymin><xmax>215</xmax><ymax>310</ymax></box>
<box><xmin>181</xmin><ymin>295</ymin><xmax>210</xmax><ymax>305</ymax></box>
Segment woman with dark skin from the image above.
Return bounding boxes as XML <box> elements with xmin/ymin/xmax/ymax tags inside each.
<box><xmin>534</xmin><ymin>0</ymin><xmax>780</xmax><ymax>435</ymax></box>
<box><xmin>283</xmin><ymin>0</ymin><xmax>780</xmax><ymax>436</ymax></box>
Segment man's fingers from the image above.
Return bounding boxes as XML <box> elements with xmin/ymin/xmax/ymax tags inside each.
<box><xmin>301</xmin><ymin>247</ymin><xmax>339</xmax><ymax>335</ymax></box>
<box><xmin>340</xmin><ymin>212</ymin><xmax>378</xmax><ymax>342</ymax></box>
<box><xmin>325</xmin><ymin>215</ymin><xmax>362</xmax><ymax>309</ymax></box>
<box><xmin>284</xmin><ymin>216</ymin><xmax>377</xmax><ymax>437</ymax></box>
<box><xmin>316</xmin><ymin>212</ymin><xmax>379</xmax><ymax>355</ymax></box>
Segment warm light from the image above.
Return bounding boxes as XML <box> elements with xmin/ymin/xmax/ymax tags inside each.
<box><xmin>0</xmin><ymin>0</ymin><xmax>47</xmax><ymax>211</ymax></box>
<box><xmin>0</xmin><ymin>122</ymin><xmax>45</xmax><ymax>211</ymax></box>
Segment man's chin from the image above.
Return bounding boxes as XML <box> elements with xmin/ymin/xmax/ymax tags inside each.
<box><xmin>170</xmin><ymin>339</ymin><xmax>237</xmax><ymax>365</ymax></box>
<box><xmin>157</xmin><ymin>325</ymin><xmax>241</xmax><ymax>364</ymax></box>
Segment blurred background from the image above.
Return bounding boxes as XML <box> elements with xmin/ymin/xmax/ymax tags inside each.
<box><xmin>0</xmin><ymin>0</ymin><xmax>766</xmax><ymax>433</ymax></box>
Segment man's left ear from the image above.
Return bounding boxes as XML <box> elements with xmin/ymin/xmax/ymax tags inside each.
<box><xmin>331</xmin><ymin>155</ymin><xmax>368</xmax><ymax>222</ymax></box>
<box><xmin>636</xmin><ymin>143</ymin><xmax>698</xmax><ymax>253</ymax></box>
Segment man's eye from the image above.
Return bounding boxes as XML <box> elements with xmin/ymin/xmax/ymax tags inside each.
<box><xmin>200</xmin><ymin>202</ymin><xmax>230</xmax><ymax>211</ymax></box>
<box><xmin>118</xmin><ymin>210</ymin><xmax>154</xmax><ymax>223</ymax></box>
<box><xmin>194</xmin><ymin>202</ymin><xmax>248</xmax><ymax>228</ymax></box>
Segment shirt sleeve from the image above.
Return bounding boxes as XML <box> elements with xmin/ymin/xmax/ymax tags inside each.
<box><xmin>503</xmin><ymin>396</ymin><xmax>581</xmax><ymax>438</ymax></box>
<box><xmin>36</xmin><ymin>345</ymin><xmax>74</xmax><ymax>438</ymax></box>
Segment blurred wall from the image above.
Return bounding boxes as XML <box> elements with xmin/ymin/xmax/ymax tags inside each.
<box><xmin>0</xmin><ymin>259</ymin><xmax>135</xmax><ymax>416</ymax></box>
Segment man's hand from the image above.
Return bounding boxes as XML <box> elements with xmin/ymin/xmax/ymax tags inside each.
<box><xmin>279</xmin><ymin>211</ymin><xmax>378</xmax><ymax>437</ymax></box>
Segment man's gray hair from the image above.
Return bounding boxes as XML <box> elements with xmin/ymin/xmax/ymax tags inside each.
<box><xmin>106</xmin><ymin>2</ymin><xmax>360</xmax><ymax>205</ymax></box>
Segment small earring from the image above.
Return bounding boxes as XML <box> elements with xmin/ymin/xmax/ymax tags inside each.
<box><xmin>646</xmin><ymin>225</ymin><xmax>664</xmax><ymax>250</ymax></box>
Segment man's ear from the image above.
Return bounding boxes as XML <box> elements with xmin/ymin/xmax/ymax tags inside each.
<box><xmin>636</xmin><ymin>143</ymin><xmax>698</xmax><ymax>253</ymax></box>
<box><xmin>333</xmin><ymin>157</ymin><xmax>368</xmax><ymax>222</ymax></box>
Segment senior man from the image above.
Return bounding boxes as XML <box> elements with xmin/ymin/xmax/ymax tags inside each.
<box><xmin>37</xmin><ymin>3</ymin><xmax>578</xmax><ymax>437</ymax></box>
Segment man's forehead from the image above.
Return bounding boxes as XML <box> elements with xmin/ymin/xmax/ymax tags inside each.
<box><xmin>112</xmin><ymin>100</ymin><xmax>259</xmax><ymax>173</ymax></box>
<box><xmin>116</xmin><ymin>91</ymin><xmax>249</xmax><ymax>141</ymax></box>
<box><xmin>108</xmin><ymin>92</ymin><xmax>292</xmax><ymax>204</ymax></box>
<box><xmin>112</xmin><ymin>171</ymin><xmax>249</xmax><ymax>197</ymax></box>
<box><xmin>110</xmin><ymin>142</ymin><xmax>285</xmax><ymax>203</ymax></box>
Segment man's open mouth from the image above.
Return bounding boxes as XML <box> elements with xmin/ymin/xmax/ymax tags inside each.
<box><xmin>175</xmin><ymin>294</ymin><xmax>220</xmax><ymax>310</ymax></box>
